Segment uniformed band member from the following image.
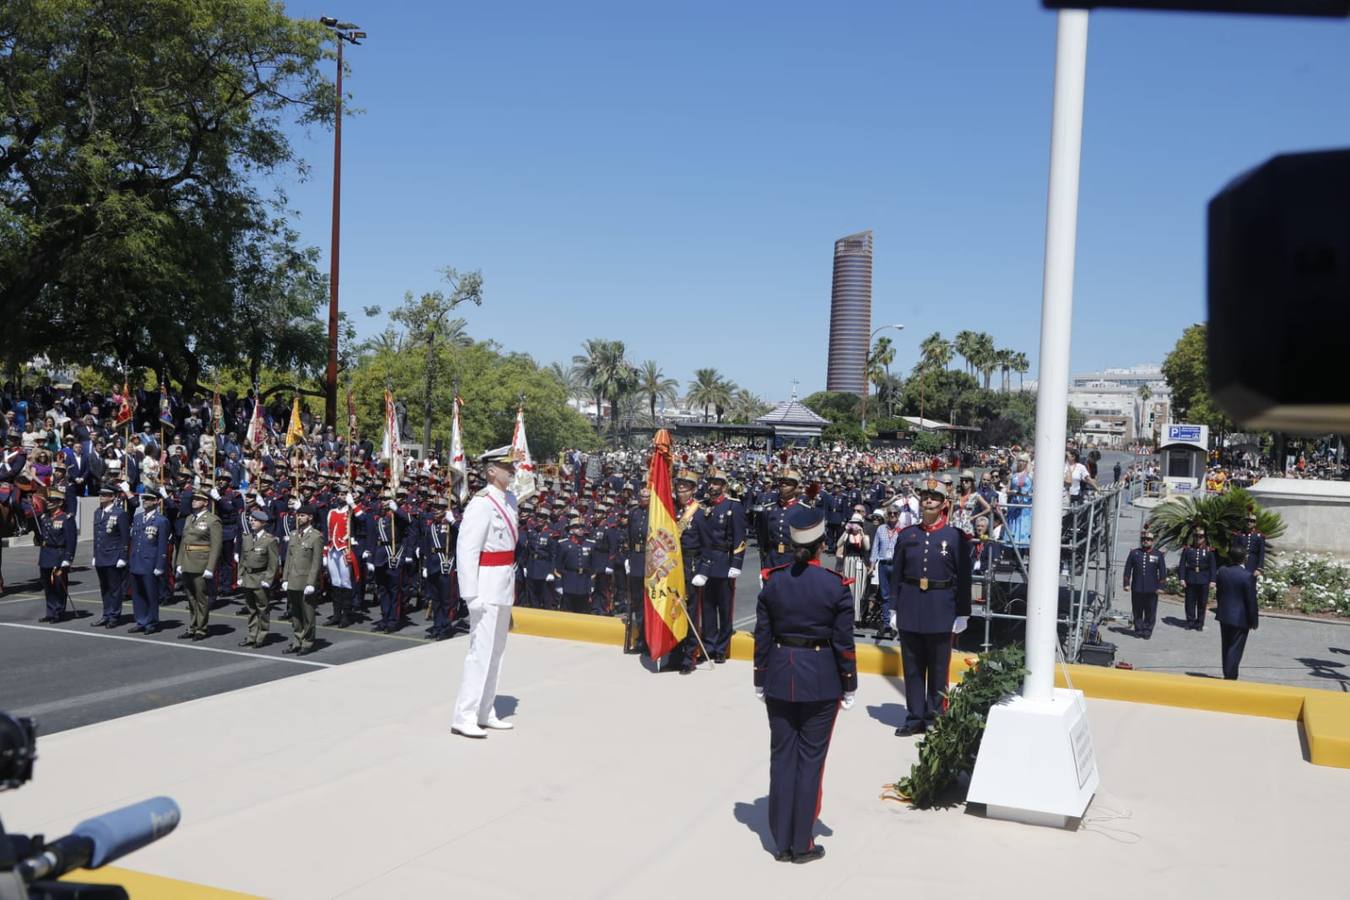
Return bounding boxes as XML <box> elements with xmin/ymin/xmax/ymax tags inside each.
<box><xmin>37</xmin><ymin>486</ymin><xmax>77</xmax><ymax>622</ymax></box>
<box><xmin>554</xmin><ymin>515</ymin><xmax>597</xmax><ymax>614</ymax></box>
<box><xmin>1215</xmin><ymin>546</ymin><xmax>1259</xmax><ymax>680</ymax></box>
<box><xmin>421</xmin><ymin>496</ymin><xmax>456</xmax><ymax>640</ymax></box>
<box><xmin>1122</xmin><ymin>530</ymin><xmax>1166</xmax><ymax>639</ymax></box>
<box><xmin>623</xmin><ymin>487</ymin><xmax>650</xmax><ymax>654</ymax></box>
<box><xmin>674</xmin><ymin>469</ymin><xmax>703</xmax><ymax>674</ymax></box>
<box><xmin>1232</xmin><ymin>513</ymin><xmax>1265</xmax><ymax>579</ymax></box>
<box><xmin>128</xmin><ymin>492</ymin><xmax>168</xmax><ymax>633</ymax></box>
<box><xmin>753</xmin><ymin>503</ymin><xmax>856</xmax><ymax>864</ymax></box>
<box><xmin>175</xmin><ymin>490</ymin><xmax>222</xmax><ymax>640</ymax></box>
<box><xmin>759</xmin><ymin>469</ymin><xmax>801</xmax><ymax>570</ymax></box>
<box><xmin>281</xmin><ymin>504</ymin><xmax>324</xmax><ymax>655</ymax></box>
<box><xmin>91</xmin><ymin>483</ymin><xmax>130</xmax><ymax>627</ymax></box>
<box><xmin>238</xmin><ymin>509</ymin><xmax>279</xmax><ymax>648</ymax></box>
<box><xmin>890</xmin><ymin>478</ymin><xmax>971</xmax><ymax>736</ymax></box>
<box><xmin>691</xmin><ymin>467</ymin><xmax>745</xmax><ymax>664</ymax></box>
<box><xmin>1178</xmin><ymin>527</ymin><xmax>1216</xmax><ymax>631</ymax></box>
<box><xmin>451</xmin><ymin>446</ymin><xmax>519</xmax><ymax>739</ymax></box>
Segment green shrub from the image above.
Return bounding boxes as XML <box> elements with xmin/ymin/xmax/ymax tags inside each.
<box><xmin>1257</xmin><ymin>552</ymin><xmax>1350</xmax><ymax>616</ymax></box>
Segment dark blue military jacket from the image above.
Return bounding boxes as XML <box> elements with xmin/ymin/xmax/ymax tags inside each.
<box><xmin>523</xmin><ymin>524</ymin><xmax>554</xmax><ymax>580</ymax></box>
<box><xmin>1123</xmin><ymin>547</ymin><xmax>1167</xmax><ymax>593</ymax></box>
<box><xmin>753</xmin><ymin>561</ymin><xmax>858</xmax><ymax>702</ymax></box>
<box><xmin>421</xmin><ymin>518</ymin><xmax>456</xmax><ymax>575</ymax></box>
<box><xmin>693</xmin><ymin>496</ymin><xmax>746</xmax><ymax>578</ymax></box>
<box><xmin>890</xmin><ymin>522</ymin><xmax>973</xmax><ymax>634</ymax></box>
<box><xmin>38</xmin><ymin>513</ymin><xmax>77</xmax><ymax>568</ymax></box>
<box><xmin>1178</xmin><ymin>545</ymin><xmax>1217</xmax><ymax>585</ymax></box>
<box><xmin>1232</xmin><ymin>530</ymin><xmax>1266</xmax><ymax>574</ymax></box>
<box><xmin>554</xmin><ymin>536</ymin><xmax>599</xmax><ymax>595</ymax></box>
<box><xmin>760</xmin><ymin>499</ymin><xmax>799</xmax><ymax>568</ymax></box>
<box><xmin>129</xmin><ymin>509</ymin><xmax>170</xmax><ymax>576</ymax></box>
<box><xmin>626</xmin><ymin>507</ymin><xmax>649</xmax><ymax>574</ymax></box>
<box><xmin>215</xmin><ymin>489</ymin><xmax>244</xmax><ymax>538</ymax></box>
<box><xmin>93</xmin><ymin>502</ymin><xmax>130</xmax><ymax>567</ymax></box>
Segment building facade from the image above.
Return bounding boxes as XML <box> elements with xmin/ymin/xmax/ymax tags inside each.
<box><xmin>1067</xmin><ymin>364</ymin><xmax>1170</xmax><ymax>447</ymax></box>
<box><xmin>824</xmin><ymin>230</ymin><xmax>873</xmax><ymax>396</ymax></box>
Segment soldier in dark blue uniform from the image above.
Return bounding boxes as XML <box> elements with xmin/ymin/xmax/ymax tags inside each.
<box><xmin>1232</xmin><ymin>513</ymin><xmax>1266</xmax><ymax>580</ymax></box>
<box><xmin>692</xmin><ymin>468</ymin><xmax>745</xmax><ymax>663</ymax></box>
<box><xmin>753</xmin><ymin>504</ymin><xmax>856</xmax><ymax>864</ymax></box>
<box><xmin>674</xmin><ymin>470</ymin><xmax>704</xmax><ymax>673</ymax></box>
<box><xmin>91</xmin><ymin>483</ymin><xmax>131</xmax><ymax>627</ymax></box>
<box><xmin>1215</xmin><ymin>546</ymin><xmax>1258</xmax><ymax>680</ymax></box>
<box><xmin>624</xmin><ymin>487</ymin><xmax>650</xmax><ymax>653</ymax></box>
<box><xmin>211</xmin><ymin>468</ymin><xmax>244</xmax><ymax>598</ymax></box>
<box><xmin>37</xmin><ymin>486</ymin><xmax>77</xmax><ymax>622</ymax></box>
<box><xmin>1178</xmin><ymin>527</ymin><xmax>1217</xmax><ymax>631</ymax></box>
<box><xmin>1123</xmin><ymin>530</ymin><xmax>1167</xmax><ymax>638</ymax></box>
<box><xmin>759</xmin><ymin>469</ymin><xmax>802</xmax><ymax>570</ymax></box>
<box><xmin>362</xmin><ymin>490</ymin><xmax>410</xmax><ymax>632</ymax></box>
<box><xmin>421</xmin><ymin>496</ymin><xmax>457</xmax><ymax>639</ymax></box>
<box><xmin>554</xmin><ymin>516</ymin><xmax>597</xmax><ymax>614</ymax></box>
<box><xmin>128</xmin><ymin>492</ymin><xmax>169</xmax><ymax>633</ymax></box>
<box><xmin>890</xmin><ymin>478</ymin><xmax>971</xmax><ymax>736</ymax></box>
<box><xmin>521</xmin><ymin>509</ymin><xmax>556</xmax><ymax>609</ymax></box>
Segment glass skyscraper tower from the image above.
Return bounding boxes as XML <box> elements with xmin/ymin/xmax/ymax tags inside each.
<box><xmin>825</xmin><ymin>230</ymin><xmax>873</xmax><ymax>396</ymax></box>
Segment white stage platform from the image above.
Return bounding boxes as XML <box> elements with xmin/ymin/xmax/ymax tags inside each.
<box><xmin>4</xmin><ymin>632</ymin><xmax>1348</xmax><ymax>899</ymax></box>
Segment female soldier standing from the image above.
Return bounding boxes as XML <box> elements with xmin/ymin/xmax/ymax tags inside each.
<box><xmin>753</xmin><ymin>504</ymin><xmax>857</xmax><ymax>864</ymax></box>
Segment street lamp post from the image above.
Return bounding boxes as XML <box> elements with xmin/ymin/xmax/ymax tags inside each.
<box><xmin>320</xmin><ymin>17</ymin><xmax>367</xmax><ymax>427</ymax></box>
<box><xmin>861</xmin><ymin>323</ymin><xmax>904</xmax><ymax>434</ymax></box>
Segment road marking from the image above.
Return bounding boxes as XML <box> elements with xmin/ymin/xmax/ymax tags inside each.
<box><xmin>12</xmin><ymin>659</ymin><xmax>271</xmax><ymax>716</ymax></box>
<box><xmin>0</xmin><ymin>623</ymin><xmax>334</xmax><ymax>668</ymax></box>
<box><xmin>0</xmin><ymin>587</ymin><xmax>102</xmax><ymax>606</ymax></box>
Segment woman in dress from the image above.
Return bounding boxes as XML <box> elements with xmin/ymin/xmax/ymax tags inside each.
<box><xmin>835</xmin><ymin>512</ymin><xmax>871</xmax><ymax>619</ymax></box>
<box><xmin>951</xmin><ymin>470</ymin><xmax>993</xmax><ymax>537</ymax></box>
<box><xmin>1005</xmin><ymin>455</ymin><xmax>1033</xmax><ymax>546</ymax></box>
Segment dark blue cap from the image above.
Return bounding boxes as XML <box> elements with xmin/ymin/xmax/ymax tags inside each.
<box><xmin>787</xmin><ymin>504</ymin><xmax>826</xmax><ymax>544</ymax></box>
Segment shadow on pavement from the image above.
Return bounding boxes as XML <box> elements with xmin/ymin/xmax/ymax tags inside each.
<box><xmin>732</xmin><ymin>796</ymin><xmax>832</xmax><ymax>855</ymax></box>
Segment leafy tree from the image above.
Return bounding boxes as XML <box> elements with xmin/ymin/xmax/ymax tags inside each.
<box><xmin>0</xmin><ymin>0</ymin><xmax>334</xmax><ymax>387</ymax></box>
<box><xmin>910</xmin><ymin>431</ymin><xmax>946</xmax><ymax>455</ymax></box>
<box><xmin>954</xmin><ymin>330</ymin><xmax>978</xmax><ymax>377</ymax></box>
<box><xmin>638</xmin><ymin>360</ymin><xmax>678</xmax><ymax>422</ymax></box>
<box><xmin>686</xmin><ymin>368</ymin><xmax>733</xmax><ymax>423</ymax></box>
<box><xmin>1010</xmin><ymin>351</ymin><xmax>1030</xmax><ymax>391</ymax></box>
<box><xmin>1162</xmin><ymin>324</ymin><xmax>1232</xmax><ymax>432</ymax></box>
<box><xmin>727</xmin><ymin>388</ymin><xmax>770</xmax><ymax>424</ymax></box>
<box><xmin>1066</xmin><ymin>404</ymin><xmax>1087</xmax><ymax>438</ymax></box>
<box><xmin>803</xmin><ymin>391</ymin><xmax>861</xmax><ymax>427</ymax></box>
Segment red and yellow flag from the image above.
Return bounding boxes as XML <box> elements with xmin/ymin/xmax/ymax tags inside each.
<box><xmin>644</xmin><ymin>430</ymin><xmax>688</xmax><ymax>659</ymax></box>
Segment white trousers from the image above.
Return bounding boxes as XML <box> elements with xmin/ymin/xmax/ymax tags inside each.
<box><xmin>453</xmin><ymin>602</ymin><xmax>512</xmax><ymax>727</ymax></box>
<box><xmin>325</xmin><ymin>549</ymin><xmax>353</xmax><ymax>589</ymax></box>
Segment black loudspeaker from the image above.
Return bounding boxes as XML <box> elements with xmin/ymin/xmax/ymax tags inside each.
<box><xmin>1207</xmin><ymin>149</ymin><xmax>1350</xmax><ymax>432</ymax></box>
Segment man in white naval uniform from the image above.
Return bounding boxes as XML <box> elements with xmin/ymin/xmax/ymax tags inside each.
<box><xmin>451</xmin><ymin>446</ymin><xmax>520</xmax><ymax>739</ymax></box>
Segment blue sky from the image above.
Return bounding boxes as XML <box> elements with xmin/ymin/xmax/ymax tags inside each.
<box><xmin>276</xmin><ymin>1</ymin><xmax>1350</xmax><ymax>402</ymax></box>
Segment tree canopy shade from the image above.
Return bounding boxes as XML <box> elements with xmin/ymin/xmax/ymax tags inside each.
<box><xmin>1162</xmin><ymin>323</ymin><xmax>1232</xmax><ymax>430</ymax></box>
<box><xmin>0</xmin><ymin>0</ymin><xmax>334</xmax><ymax>389</ymax></box>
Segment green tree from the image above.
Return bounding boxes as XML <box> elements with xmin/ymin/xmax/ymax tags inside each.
<box><xmin>954</xmin><ymin>330</ymin><xmax>978</xmax><ymax>377</ymax></box>
<box><xmin>803</xmin><ymin>391</ymin><xmax>862</xmax><ymax>427</ymax></box>
<box><xmin>1011</xmin><ymin>351</ymin><xmax>1030</xmax><ymax>391</ymax></box>
<box><xmin>686</xmin><ymin>368</ymin><xmax>733</xmax><ymax>423</ymax></box>
<box><xmin>914</xmin><ymin>332</ymin><xmax>953</xmax><ymax>423</ymax></box>
<box><xmin>1162</xmin><ymin>324</ymin><xmax>1231</xmax><ymax>432</ymax></box>
<box><xmin>638</xmin><ymin>360</ymin><xmax>679</xmax><ymax>423</ymax></box>
<box><xmin>0</xmin><ymin>0</ymin><xmax>334</xmax><ymax>385</ymax></box>
<box><xmin>727</xmin><ymin>388</ymin><xmax>770</xmax><ymax>424</ymax></box>
<box><xmin>970</xmin><ymin>332</ymin><xmax>998</xmax><ymax>391</ymax></box>
<box><xmin>573</xmin><ymin>339</ymin><xmax>636</xmax><ymax>438</ymax></box>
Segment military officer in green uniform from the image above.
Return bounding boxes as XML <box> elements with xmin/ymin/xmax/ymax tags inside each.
<box><xmin>281</xmin><ymin>503</ymin><xmax>324</xmax><ymax>655</ymax></box>
<box><xmin>175</xmin><ymin>489</ymin><xmax>222</xmax><ymax>641</ymax></box>
<box><xmin>238</xmin><ymin>509</ymin><xmax>279</xmax><ymax>648</ymax></box>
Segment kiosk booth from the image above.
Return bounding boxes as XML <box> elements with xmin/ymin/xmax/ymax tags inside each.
<box><xmin>1159</xmin><ymin>423</ymin><xmax>1210</xmax><ymax>496</ymax></box>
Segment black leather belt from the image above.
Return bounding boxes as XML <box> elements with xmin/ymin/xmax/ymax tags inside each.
<box><xmin>903</xmin><ymin>576</ymin><xmax>954</xmax><ymax>590</ymax></box>
<box><xmin>775</xmin><ymin>636</ymin><xmax>829</xmax><ymax>649</ymax></box>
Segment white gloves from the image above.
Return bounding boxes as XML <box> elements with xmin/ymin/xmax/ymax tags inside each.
<box><xmin>345</xmin><ymin>491</ymin><xmax>356</xmax><ymax>507</ymax></box>
<box><xmin>176</xmin><ymin>566</ymin><xmax>183</xmax><ymax>575</ymax></box>
<box><xmin>115</xmin><ymin>558</ymin><xmax>126</xmax><ymax>568</ymax></box>
<box><xmin>158</xmin><ymin>486</ymin><xmax>168</xmax><ymax>498</ymax></box>
<box><xmin>421</xmin><ymin>568</ymin><xmax>428</xmax><ymax>578</ymax></box>
<box><xmin>260</xmin><ymin>582</ymin><xmax>270</xmax><ymax>589</ymax></box>
<box><xmin>233</xmin><ymin>554</ymin><xmax>239</xmax><ymax>563</ymax></box>
<box><xmin>386</xmin><ymin>500</ymin><xmax>397</xmax><ymax>511</ymax></box>
<box><xmin>624</xmin><ymin>560</ymin><xmax>630</xmax><ymax>575</ymax></box>
<box><xmin>209</xmin><ymin>488</ymin><xmax>221</xmax><ymax>501</ymax></box>
<box><xmin>119</xmin><ymin>480</ymin><xmax>131</xmax><ymax>494</ymax></box>
<box><xmin>281</xmin><ymin>581</ymin><xmax>289</xmax><ymax>591</ymax></box>
<box><xmin>555</xmin><ymin>585</ymin><xmax>564</xmax><ymax>594</ymax></box>
<box><xmin>362</xmin><ymin>550</ymin><xmax>370</xmax><ymax>559</ymax></box>
<box><xmin>727</xmin><ymin>567</ymin><xmax>742</xmax><ymax>579</ymax></box>
<box><xmin>366</xmin><ymin>563</ymin><xmax>374</xmax><ymax>574</ymax></box>
<box><xmin>691</xmin><ymin>573</ymin><xmax>708</xmax><ymax>587</ymax></box>
<box><xmin>888</xmin><ymin>611</ymin><xmax>897</xmax><ymax>632</ymax></box>
<box><xmin>841</xmin><ymin>692</ymin><xmax>856</xmax><ymax>711</ymax></box>
<box><xmin>60</xmin><ymin>560</ymin><xmax>70</xmax><ymax>568</ymax></box>
<box><xmin>755</xmin><ymin>688</ymin><xmax>766</xmax><ymax>702</ymax></box>
<box><xmin>254</xmin><ymin>495</ymin><xmax>266</xmax><ymax>507</ymax></box>
<box><xmin>605</xmin><ymin>567</ymin><xmax>613</xmax><ymax>575</ymax></box>
<box><xmin>289</xmin><ymin>499</ymin><xmax>300</xmax><ymax>511</ymax></box>
<box><xmin>154</xmin><ymin>569</ymin><xmax>163</xmax><ymax>577</ymax></box>
<box><xmin>202</xmin><ymin>569</ymin><xmax>213</xmax><ymax>579</ymax></box>
<box><xmin>952</xmin><ymin>615</ymin><xmax>969</xmax><ymax>635</ymax></box>
<box><xmin>303</xmin><ymin>585</ymin><xmax>315</xmax><ymax>596</ymax></box>
<box><xmin>546</xmin><ymin>573</ymin><xmax>555</xmax><ymax>582</ymax></box>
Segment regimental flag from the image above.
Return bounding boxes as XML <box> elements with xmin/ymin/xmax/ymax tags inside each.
<box><xmin>509</xmin><ymin>405</ymin><xmax>536</xmax><ymax>502</ymax></box>
<box><xmin>285</xmin><ymin>395</ymin><xmax>304</xmax><ymax>447</ymax></box>
<box><xmin>246</xmin><ymin>387</ymin><xmax>266</xmax><ymax>450</ymax></box>
<box><xmin>381</xmin><ymin>388</ymin><xmax>403</xmax><ymax>491</ymax></box>
<box><xmin>211</xmin><ymin>384</ymin><xmax>224</xmax><ymax>435</ymax></box>
<box><xmin>113</xmin><ymin>377</ymin><xmax>134</xmax><ymax>428</ymax></box>
<box><xmin>158</xmin><ymin>382</ymin><xmax>174</xmax><ymax>428</ymax></box>
<box><xmin>449</xmin><ymin>393</ymin><xmax>467</xmax><ymax>505</ymax></box>
<box><xmin>643</xmin><ymin>429</ymin><xmax>688</xmax><ymax>660</ymax></box>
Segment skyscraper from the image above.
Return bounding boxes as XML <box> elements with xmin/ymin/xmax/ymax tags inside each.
<box><xmin>825</xmin><ymin>230</ymin><xmax>873</xmax><ymax>396</ymax></box>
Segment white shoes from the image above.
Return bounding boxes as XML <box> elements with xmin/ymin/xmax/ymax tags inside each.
<box><xmin>479</xmin><ymin>716</ymin><xmax>514</xmax><ymax>731</ymax></box>
<box><xmin>451</xmin><ymin>722</ymin><xmax>488</xmax><ymax>739</ymax></box>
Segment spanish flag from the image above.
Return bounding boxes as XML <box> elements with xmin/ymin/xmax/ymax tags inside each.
<box><xmin>643</xmin><ymin>430</ymin><xmax>688</xmax><ymax>660</ymax></box>
<box><xmin>285</xmin><ymin>395</ymin><xmax>305</xmax><ymax>447</ymax></box>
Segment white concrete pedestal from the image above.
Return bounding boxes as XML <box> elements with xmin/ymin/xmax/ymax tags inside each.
<box><xmin>966</xmin><ymin>688</ymin><xmax>1098</xmax><ymax>828</ymax></box>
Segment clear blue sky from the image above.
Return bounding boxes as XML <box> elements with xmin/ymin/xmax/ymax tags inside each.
<box><xmin>277</xmin><ymin>1</ymin><xmax>1350</xmax><ymax>402</ymax></box>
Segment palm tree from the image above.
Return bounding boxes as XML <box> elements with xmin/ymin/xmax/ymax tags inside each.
<box><xmin>954</xmin><ymin>330</ymin><xmax>978</xmax><ymax>377</ymax></box>
<box><xmin>546</xmin><ymin>361</ymin><xmax>583</xmax><ymax>404</ymax></box>
<box><xmin>970</xmin><ymin>332</ymin><xmax>997</xmax><ymax>390</ymax></box>
<box><xmin>638</xmin><ymin>360</ymin><xmax>679</xmax><ymax>423</ymax></box>
<box><xmin>1011</xmin><ymin>351</ymin><xmax>1030</xmax><ymax>391</ymax></box>
<box><xmin>996</xmin><ymin>348</ymin><xmax>1016</xmax><ymax>393</ymax></box>
<box><xmin>868</xmin><ymin>336</ymin><xmax>896</xmax><ymax>392</ymax></box>
<box><xmin>915</xmin><ymin>332</ymin><xmax>952</xmax><ymax>424</ymax></box>
<box><xmin>687</xmin><ymin>368</ymin><xmax>735</xmax><ymax>423</ymax></box>
<box><xmin>572</xmin><ymin>339</ymin><xmax>636</xmax><ymax>437</ymax></box>
<box><xmin>728</xmin><ymin>388</ymin><xmax>771</xmax><ymax>424</ymax></box>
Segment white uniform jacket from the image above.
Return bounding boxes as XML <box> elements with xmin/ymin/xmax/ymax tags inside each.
<box><xmin>455</xmin><ymin>484</ymin><xmax>519</xmax><ymax>606</ymax></box>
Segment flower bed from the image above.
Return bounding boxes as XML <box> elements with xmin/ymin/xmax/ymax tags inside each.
<box><xmin>1257</xmin><ymin>553</ymin><xmax>1350</xmax><ymax>617</ymax></box>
